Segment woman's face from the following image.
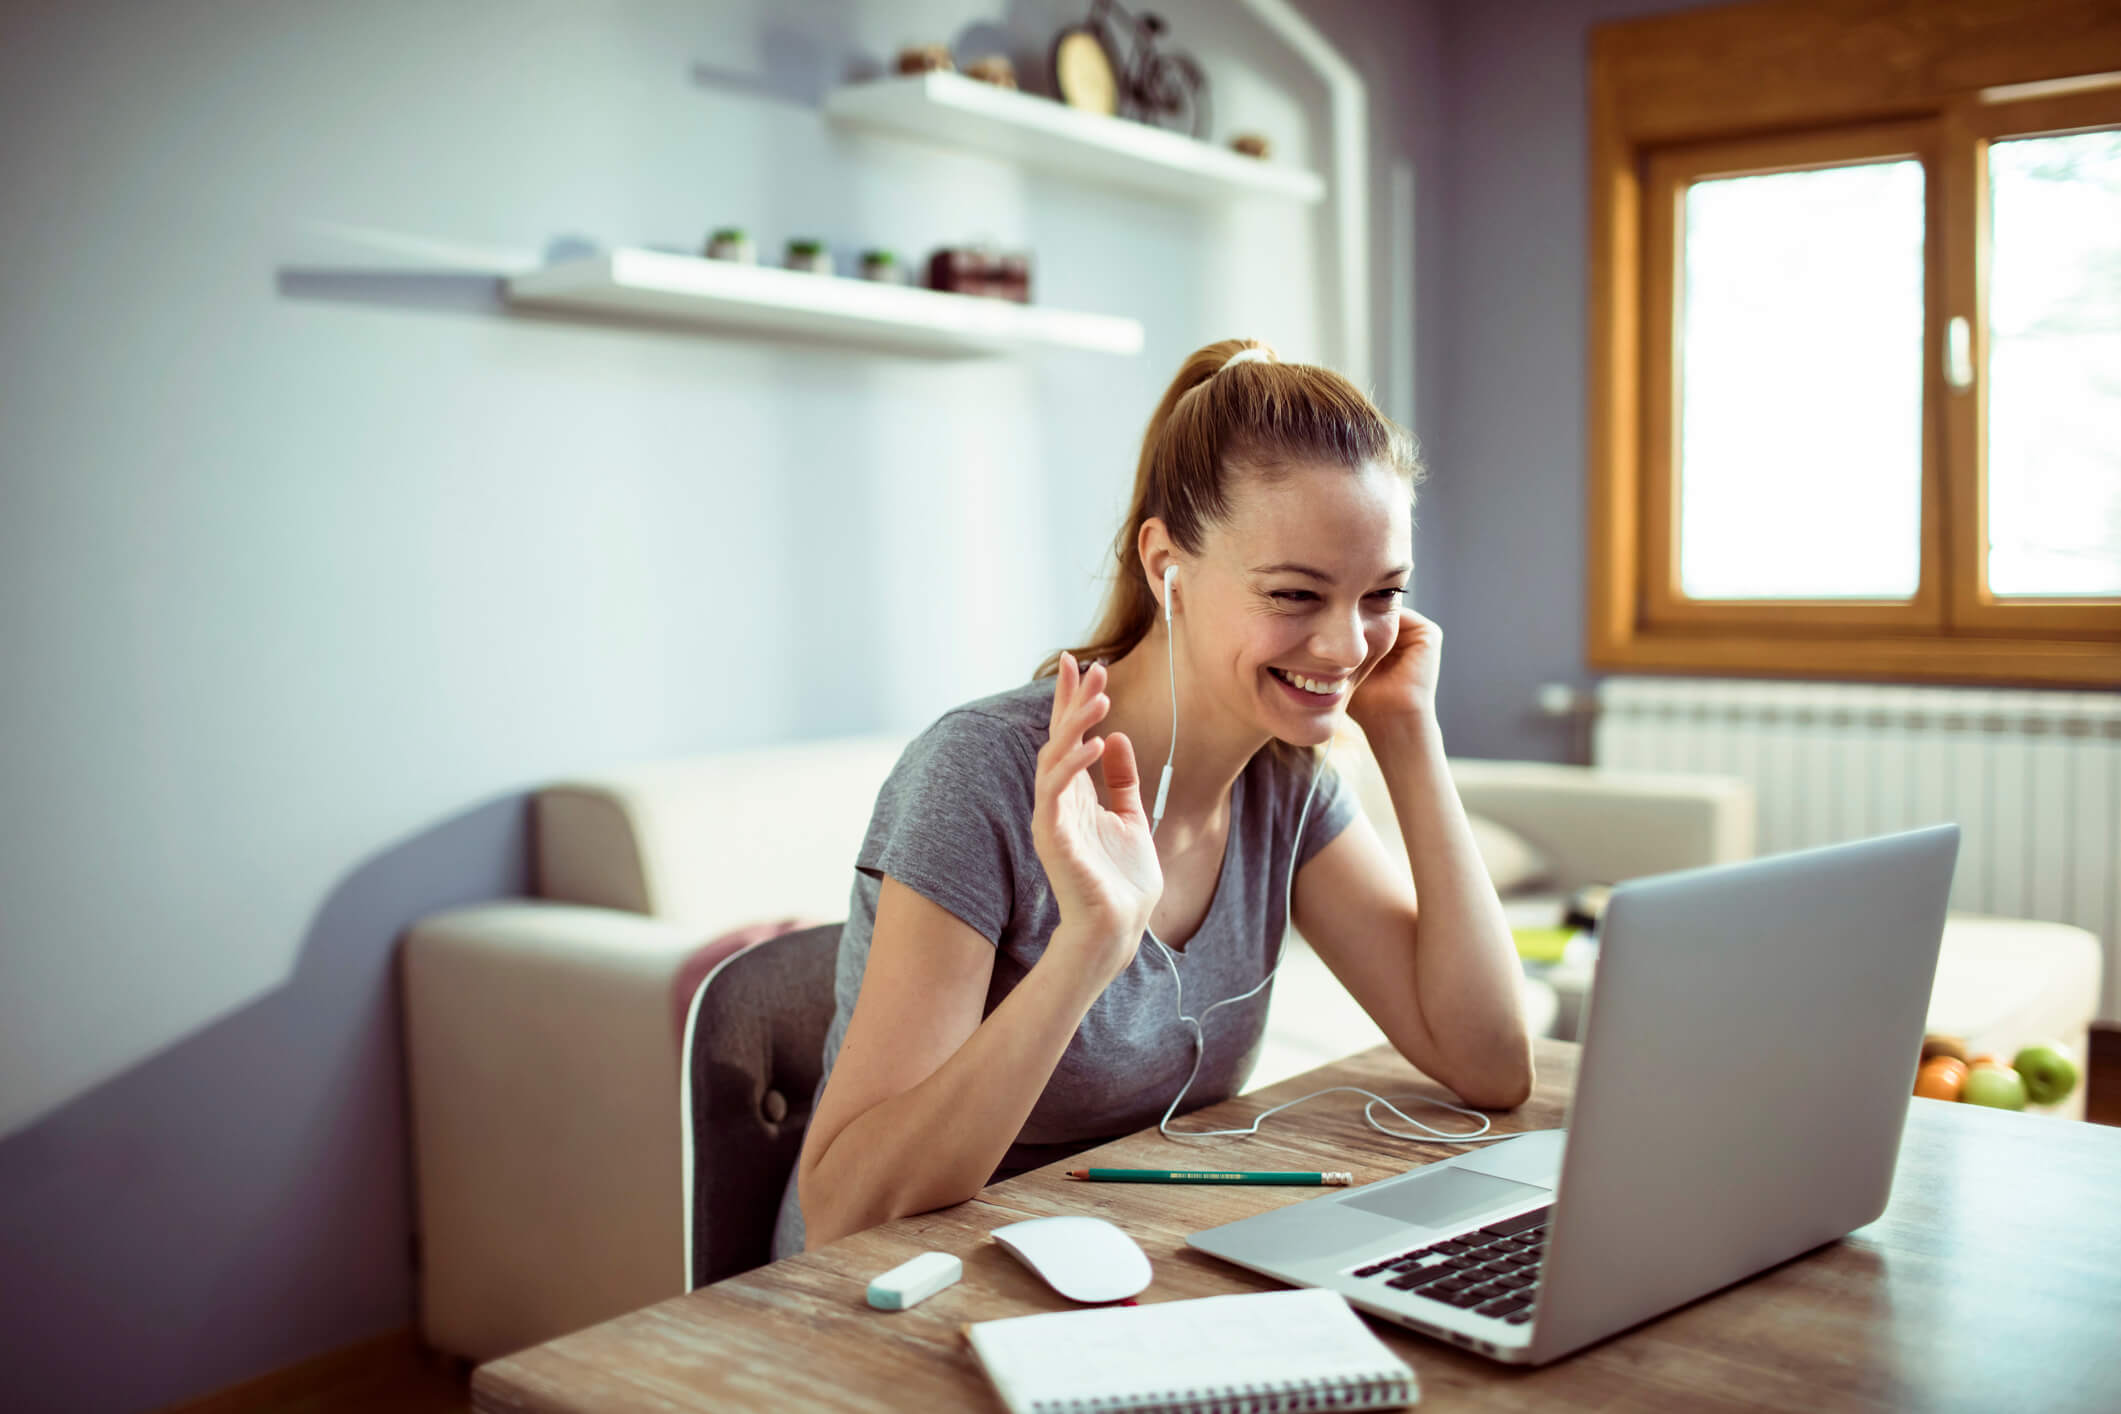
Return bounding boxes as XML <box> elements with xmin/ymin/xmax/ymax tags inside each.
<box><xmin>1175</xmin><ymin>462</ymin><xmax>1412</xmax><ymax>746</ymax></box>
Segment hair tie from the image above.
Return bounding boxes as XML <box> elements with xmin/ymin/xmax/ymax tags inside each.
<box><xmin>1220</xmin><ymin>346</ymin><xmax>1275</xmax><ymax>372</ymax></box>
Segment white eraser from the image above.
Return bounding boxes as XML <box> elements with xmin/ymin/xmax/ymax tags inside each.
<box><xmin>866</xmin><ymin>1251</ymin><xmax>962</xmax><ymax>1311</ymax></box>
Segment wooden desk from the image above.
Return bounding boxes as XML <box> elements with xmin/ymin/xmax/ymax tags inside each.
<box><xmin>474</xmin><ymin>1037</ymin><xmax>2121</xmax><ymax>1412</ymax></box>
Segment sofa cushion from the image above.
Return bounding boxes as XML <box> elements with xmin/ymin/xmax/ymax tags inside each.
<box><xmin>1333</xmin><ymin>731</ymin><xmax>1585</xmax><ymax>894</ymax></box>
<box><xmin>1468</xmin><ymin>812</ymin><xmax>1553</xmax><ymax>894</ymax></box>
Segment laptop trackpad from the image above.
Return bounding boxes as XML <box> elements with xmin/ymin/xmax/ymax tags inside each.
<box><xmin>1342</xmin><ymin>1167</ymin><xmax>1550</xmax><ymax>1229</ymax></box>
<box><xmin>1224</xmin><ymin>1203</ymin><xmax>1409</xmax><ymax>1262</ymax></box>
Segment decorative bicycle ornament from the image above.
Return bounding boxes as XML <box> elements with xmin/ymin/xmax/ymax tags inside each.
<box><xmin>1052</xmin><ymin>0</ymin><xmax>1209</xmax><ymax>140</ymax></box>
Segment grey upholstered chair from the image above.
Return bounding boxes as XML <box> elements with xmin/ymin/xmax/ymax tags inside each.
<box><xmin>681</xmin><ymin>921</ymin><xmax>843</xmax><ymax>1290</ymax></box>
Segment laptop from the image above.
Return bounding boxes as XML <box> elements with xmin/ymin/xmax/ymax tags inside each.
<box><xmin>1187</xmin><ymin>824</ymin><xmax>1959</xmax><ymax>1365</ymax></box>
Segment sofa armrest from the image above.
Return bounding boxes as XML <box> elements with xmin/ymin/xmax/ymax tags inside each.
<box><xmin>402</xmin><ymin>901</ymin><xmax>705</xmax><ymax>1360</ymax></box>
<box><xmin>1446</xmin><ymin>758</ymin><xmax>1755</xmax><ymax>890</ymax></box>
<box><xmin>1330</xmin><ymin>733</ymin><xmax>1754</xmax><ymax>892</ymax></box>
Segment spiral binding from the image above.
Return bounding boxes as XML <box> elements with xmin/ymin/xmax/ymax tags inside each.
<box><xmin>1026</xmin><ymin>1370</ymin><xmax>1416</xmax><ymax>1413</ymax></box>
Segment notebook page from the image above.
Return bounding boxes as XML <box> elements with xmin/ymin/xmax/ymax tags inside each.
<box><xmin>969</xmin><ymin>1288</ymin><xmax>1416</xmax><ymax>1407</ymax></box>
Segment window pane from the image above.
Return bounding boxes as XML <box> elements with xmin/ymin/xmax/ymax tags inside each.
<box><xmin>1677</xmin><ymin>159</ymin><xmax>1926</xmax><ymax>600</ymax></box>
<box><xmin>1986</xmin><ymin>129</ymin><xmax>2121</xmax><ymax>598</ymax></box>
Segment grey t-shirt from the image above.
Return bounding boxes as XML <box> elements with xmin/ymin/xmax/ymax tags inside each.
<box><xmin>769</xmin><ymin>673</ymin><xmax>1361</xmax><ymax>1260</ymax></box>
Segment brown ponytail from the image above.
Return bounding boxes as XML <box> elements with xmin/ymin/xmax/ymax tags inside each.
<box><xmin>1034</xmin><ymin>337</ymin><xmax>1423</xmax><ymax>685</ymax></box>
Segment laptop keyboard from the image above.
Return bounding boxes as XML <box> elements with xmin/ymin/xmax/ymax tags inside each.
<box><xmin>1348</xmin><ymin>1204</ymin><xmax>1551</xmax><ymax>1325</ymax></box>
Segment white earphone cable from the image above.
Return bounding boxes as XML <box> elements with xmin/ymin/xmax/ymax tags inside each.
<box><xmin>1150</xmin><ymin>566</ymin><xmax>1177</xmax><ymax>835</ymax></box>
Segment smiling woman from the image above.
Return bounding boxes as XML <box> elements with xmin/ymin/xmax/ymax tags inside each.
<box><xmin>780</xmin><ymin>338</ymin><xmax>1535</xmax><ymax>1261</ymax></box>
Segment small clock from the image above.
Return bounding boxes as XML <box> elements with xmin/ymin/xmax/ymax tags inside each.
<box><xmin>1053</xmin><ymin>27</ymin><xmax>1118</xmax><ymax>117</ymax></box>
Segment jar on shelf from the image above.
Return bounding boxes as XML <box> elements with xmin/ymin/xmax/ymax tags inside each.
<box><xmin>927</xmin><ymin>246</ymin><xmax>1033</xmax><ymax>301</ymax></box>
<box><xmin>703</xmin><ymin>227</ymin><xmax>756</xmax><ymax>263</ymax></box>
<box><xmin>997</xmin><ymin>251</ymin><xmax>1032</xmax><ymax>303</ymax></box>
<box><xmin>784</xmin><ymin>238</ymin><xmax>832</xmax><ymax>274</ymax></box>
<box><xmin>926</xmin><ymin>246</ymin><xmax>982</xmax><ymax>295</ymax></box>
<box><xmin>859</xmin><ymin>248</ymin><xmax>904</xmax><ymax>284</ymax></box>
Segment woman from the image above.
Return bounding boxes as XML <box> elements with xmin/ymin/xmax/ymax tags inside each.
<box><xmin>773</xmin><ymin>337</ymin><xmax>1534</xmax><ymax>1258</ymax></box>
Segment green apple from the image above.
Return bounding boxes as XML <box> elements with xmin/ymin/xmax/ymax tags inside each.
<box><xmin>1958</xmin><ymin>1063</ymin><xmax>2028</xmax><ymax>1111</ymax></box>
<box><xmin>2011</xmin><ymin>1043</ymin><xmax>2079</xmax><ymax>1107</ymax></box>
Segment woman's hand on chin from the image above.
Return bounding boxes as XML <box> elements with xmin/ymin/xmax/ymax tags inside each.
<box><xmin>1348</xmin><ymin>606</ymin><xmax>1441</xmax><ymax>734</ymax></box>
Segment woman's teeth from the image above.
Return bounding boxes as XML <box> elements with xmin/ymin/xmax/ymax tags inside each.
<box><xmin>1270</xmin><ymin>667</ymin><xmax>1344</xmax><ymax>697</ymax></box>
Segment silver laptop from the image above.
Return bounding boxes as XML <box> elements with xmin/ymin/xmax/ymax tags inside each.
<box><xmin>1188</xmin><ymin>825</ymin><xmax>1959</xmax><ymax>1365</ymax></box>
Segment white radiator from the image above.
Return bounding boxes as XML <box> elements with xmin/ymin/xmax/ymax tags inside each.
<box><xmin>1593</xmin><ymin>677</ymin><xmax>2121</xmax><ymax>1022</ymax></box>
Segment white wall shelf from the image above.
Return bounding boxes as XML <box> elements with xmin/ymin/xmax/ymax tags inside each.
<box><xmin>823</xmin><ymin>71</ymin><xmax>1326</xmax><ymax>206</ymax></box>
<box><xmin>504</xmin><ymin>248</ymin><xmax>1144</xmax><ymax>357</ymax></box>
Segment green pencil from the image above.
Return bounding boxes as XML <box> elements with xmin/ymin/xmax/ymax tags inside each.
<box><xmin>1063</xmin><ymin>1168</ymin><xmax>1354</xmax><ymax>1185</ymax></box>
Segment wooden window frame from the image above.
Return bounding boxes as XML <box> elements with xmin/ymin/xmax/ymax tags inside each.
<box><xmin>1589</xmin><ymin>0</ymin><xmax>2121</xmax><ymax>688</ymax></box>
<box><xmin>1946</xmin><ymin>84</ymin><xmax>2121</xmax><ymax>639</ymax></box>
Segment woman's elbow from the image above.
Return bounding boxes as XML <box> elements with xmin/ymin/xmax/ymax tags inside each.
<box><xmin>798</xmin><ymin>1184</ymin><xmax>873</xmax><ymax>1253</ymax></box>
<box><xmin>795</xmin><ymin>1154</ymin><xmax>858</xmax><ymax>1252</ymax></box>
<box><xmin>1462</xmin><ymin>1078</ymin><xmax>1533</xmax><ymax>1111</ymax></box>
<box><xmin>1461</xmin><ymin>1053</ymin><xmax>1535</xmax><ymax>1110</ymax></box>
<box><xmin>1494</xmin><ymin>1071</ymin><xmax>1535</xmax><ymax>1110</ymax></box>
<box><xmin>797</xmin><ymin>1158</ymin><xmax>973</xmax><ymax>1253</ymax></box>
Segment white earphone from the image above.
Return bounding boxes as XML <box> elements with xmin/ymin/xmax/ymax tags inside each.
<box><xmin>1142</xmin><ymin>560</ymin><xmax>1526</xmax><ymax>1145</ymax></box>
<box><xmin>1150</xmin><ymin>564</ymin><xmax>1178</xmax><ymax>833</ymax></box>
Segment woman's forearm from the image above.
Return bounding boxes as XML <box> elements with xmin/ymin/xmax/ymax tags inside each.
<box><xmin>1366</xmin><ymin>711</ymin><xmax>1535</xmax><ymax>1107</ymax></box>
<box><xmin>797</xmin><ymin>925</ymin><xmax>1126</xmax><ymax>1250</ymax></box>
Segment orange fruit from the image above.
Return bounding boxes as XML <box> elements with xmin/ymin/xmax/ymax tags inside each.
<box><xmin>1914</xmin><ymin>1058</ymin><xmax>1967</xmax><ymax>1101</ymax></box>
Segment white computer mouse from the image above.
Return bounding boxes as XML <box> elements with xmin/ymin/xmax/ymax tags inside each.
<box><xmin>989</xmin><ymin>1215</ymin><xmax>1153</xmax><ymax>1303</ymax></box>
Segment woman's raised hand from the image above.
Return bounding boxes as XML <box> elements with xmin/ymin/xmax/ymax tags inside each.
<box><xmin>1032</xmin><ymin>652</ymin><xmax>1163</xmax><ymax>969</ymax></box>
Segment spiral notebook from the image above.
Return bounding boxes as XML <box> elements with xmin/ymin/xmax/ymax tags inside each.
<box><xmin>961</xmin><ymin>1287</ymin><xmax>1419</xmax><ymax>1414</ymax></box>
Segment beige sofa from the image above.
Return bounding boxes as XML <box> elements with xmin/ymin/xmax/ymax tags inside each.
<box><xmin>400</xmin><ymin>728</ymin><xmax>1760</xmax><ymax>1361</ymax></box>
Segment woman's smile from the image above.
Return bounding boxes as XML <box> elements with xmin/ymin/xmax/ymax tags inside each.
<box><xmin>1266</xmin><ymin>665</ymin><xmax>1349</xmax><ymax>703</ymax></box>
